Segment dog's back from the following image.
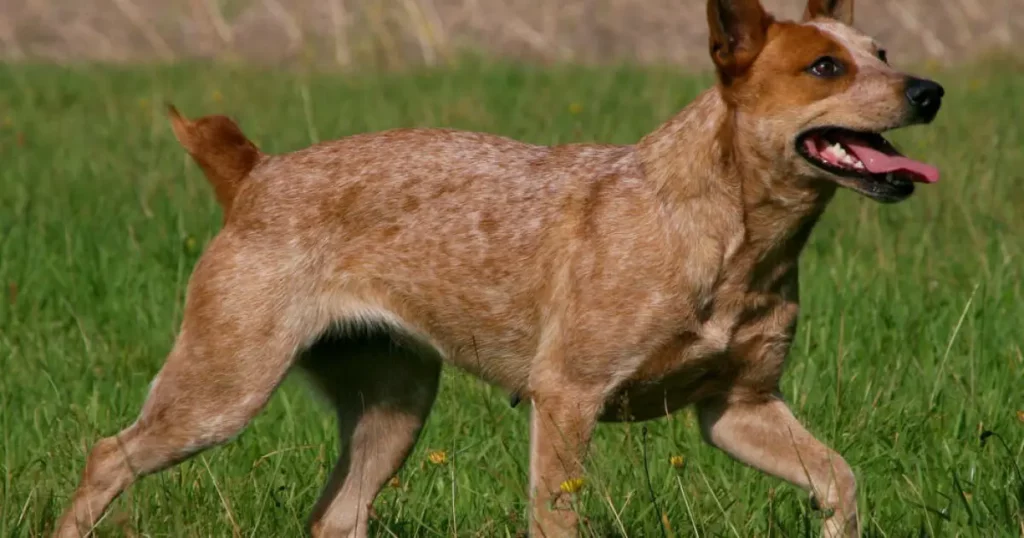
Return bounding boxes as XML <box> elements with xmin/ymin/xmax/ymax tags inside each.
<box><xmin>197</xmin><ymin>123</ymin><xmax>659</xmax><ymax>388</ymax></box>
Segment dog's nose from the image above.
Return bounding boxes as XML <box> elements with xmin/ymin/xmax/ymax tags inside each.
<box><xmin>905</xmin><ymin>77</ymin><xmax>944</xmax><ymax>123</ymax></box>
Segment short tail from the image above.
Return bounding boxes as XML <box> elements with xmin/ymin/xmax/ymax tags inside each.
<box><xmin>167</xmin><ymin>104</ymin><xmax>263</xmax><ymax>218</ymax></box>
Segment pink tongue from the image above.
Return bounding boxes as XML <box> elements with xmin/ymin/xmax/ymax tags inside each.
<box><xmin>842</xmin><ymin>139</ymin><xmax>940</xmax><ymax>183</ymax></box>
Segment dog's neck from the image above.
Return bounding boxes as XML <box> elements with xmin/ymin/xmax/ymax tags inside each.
<box><xmin>637</xmin><ymin>87</ymin><xmax>836</xmax><ymax>266</ymax></box>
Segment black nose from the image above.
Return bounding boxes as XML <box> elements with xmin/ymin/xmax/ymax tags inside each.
<box><xmin>905</xmin><ymin>77</ymin><xmax>944</xmax><ymax>122</ymax></box>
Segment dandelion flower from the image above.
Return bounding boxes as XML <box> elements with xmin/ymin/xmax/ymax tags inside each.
<box><xmin>559</xmin><ymin>477</ymin><xmax>585</xmax><ymax>494</ymax></box>
<box><xmin>427</xmin><ymin>450</ymin><xmax>447</xmax><ymax>465</ymax></box>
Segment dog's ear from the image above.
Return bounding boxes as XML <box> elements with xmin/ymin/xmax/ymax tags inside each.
<box><xmin>707</xmin><ymin>0</ymin><xmax>772</xmax><ymax>84</ymax></box>
<box><xmin>803</xmin><ymin>0</ymin><xmax>854</xmax><ymax>25</ymax></box>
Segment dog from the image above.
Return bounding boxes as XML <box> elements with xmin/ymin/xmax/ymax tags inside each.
<box><xmin>54</xmin><ymin>0</ymin><xmax>943</xmax><ymax>536</ymax></box>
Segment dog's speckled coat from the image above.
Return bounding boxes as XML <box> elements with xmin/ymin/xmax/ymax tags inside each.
<box><xmin>55</xmin><ymin>1</ymin><xmax>944</xmax><ymax>536</ymax></box>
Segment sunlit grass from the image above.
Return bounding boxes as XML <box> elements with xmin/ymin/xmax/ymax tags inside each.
<box><xmin>0</xmin><ymin>61</ymin><xmax>1022</xmax><ymax>536</ymax></box>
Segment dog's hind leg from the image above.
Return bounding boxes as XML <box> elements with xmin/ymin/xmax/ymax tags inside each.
<box><xmin>302</xmin><ymin>333</ymin><xmax>441</xmax><ymax>538</ymax></box>
<box><xmin>54</xmin><ymin>236</ymin><xmax>326</xmax><ymax>538</ymax></box>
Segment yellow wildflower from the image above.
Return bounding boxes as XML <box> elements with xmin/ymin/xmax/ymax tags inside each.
<box><xmin>427</xmin><ymin>450</ymin><xmax>447</xmax><ymax>465</ymax></box>
<box><xmin>559</xmin><ymin>477</ymin><xmax>585</xmax><ymax>494</ymax></box>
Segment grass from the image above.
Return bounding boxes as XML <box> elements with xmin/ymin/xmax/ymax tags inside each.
<box><xmin>1</xmin><ymin>60</ymin><xmax>1022</xmax><ymax>537</ymax></box>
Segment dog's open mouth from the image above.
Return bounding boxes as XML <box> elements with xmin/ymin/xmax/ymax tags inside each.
<box><xmin>797</xmin><ymin>128</ymin><xmax>939</xmax><ymax>201</ymax></box>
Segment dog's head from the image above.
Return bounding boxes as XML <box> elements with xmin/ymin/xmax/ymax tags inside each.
<box><xmin>708</xmin><ymin>0</ymin><xmax>943</xmax><ymax>203</ymax></box>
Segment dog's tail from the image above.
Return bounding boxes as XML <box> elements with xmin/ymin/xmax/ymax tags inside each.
<box><xmin>167</xmin><ymin>104</ymin><xmax>263</xmax><ymax>217</ymax></box>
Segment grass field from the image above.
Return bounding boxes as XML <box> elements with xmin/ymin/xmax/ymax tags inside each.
<box><xmin>1</xmin><ymin>61</ymin><xmax>1023</xmax><ymax>537</ymax></box>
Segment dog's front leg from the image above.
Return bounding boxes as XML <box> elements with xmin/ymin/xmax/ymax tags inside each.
<box><xmin>697</xmin><ymin>394</ymin><xmax>859</xmax><ymax>538</ymax></box>
<box><xmin>527</xmin><ymin>386</ymin><xmax>604</xmax><ymax>538</ymax></box>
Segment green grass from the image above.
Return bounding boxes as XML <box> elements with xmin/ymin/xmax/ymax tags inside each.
<box><xmin>1</xmin><ymin>60</ymin><xmax>1022</xmax><ymax>537</ymax></box>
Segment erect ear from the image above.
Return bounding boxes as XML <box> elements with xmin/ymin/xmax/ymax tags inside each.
<box><xmin>803</xmin><ymin>0</ymin><xmax>854</xmax><ymax>25</ymax></box>
<box><xmin>707</xmin><ymin>0</ymin><xmax>772</xmax><ymax>83</ymax></box>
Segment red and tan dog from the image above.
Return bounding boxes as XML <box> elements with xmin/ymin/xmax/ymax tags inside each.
<box><xmin>55</xmin><ymin>0</ymin><xmax>943</xmax><ymax>536</ymax></box>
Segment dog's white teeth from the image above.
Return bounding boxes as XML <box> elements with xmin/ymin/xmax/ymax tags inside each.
<box><xmin>838</xmin><ymin>153</ymin><xmax>864</xmax><ymax>167</ymax></box>
<box><xmin>827</xmin><ymin>143</ymin><xmax>848</xmax><ymax>158</ymax></box>
<box><xmin>819</xmin><ymin>141</ymin><xmax>867</xmax><ymax>170</ymax></box>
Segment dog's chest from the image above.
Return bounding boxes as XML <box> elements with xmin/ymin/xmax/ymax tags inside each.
<box><xmin>641</xmin><ymin>290</ymin><xmax>750</xmax><ymax>379</ymax></box>
<box><xmin>600</xmin><ymin>259</ymin><xmax>799</xmax><ymax>422</ymax></box>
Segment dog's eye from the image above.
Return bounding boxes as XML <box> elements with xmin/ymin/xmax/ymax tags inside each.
<box><xmin>807</xmin><ymin>56</ymin><xmax>844</xmax><ymax>78</ymax></box>
<box><xmin>877</xmin><ymin>49</ymin><xmax>888</xmax><ymax>64</ymax></box>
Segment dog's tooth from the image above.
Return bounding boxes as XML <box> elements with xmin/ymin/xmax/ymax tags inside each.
<box><xmin>824</xmin><ymin>143</ymin><xmax>847</xmax><ymax>161</ymax></box>
<box><xmin>854</xmin><ymin>161</ymin><xmax>865</xmax><ymax>169</ymax></box>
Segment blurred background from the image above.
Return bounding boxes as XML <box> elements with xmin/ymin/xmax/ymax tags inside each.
<box><xmin>3</xmin><ymin>2</ymin><xmax>1023</xmax><ymax>537</ymax></box>
<box><xmin>3</xmin><ymin>0</ymin><xmax>1020</xmax><ymax>69</ymax></box>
